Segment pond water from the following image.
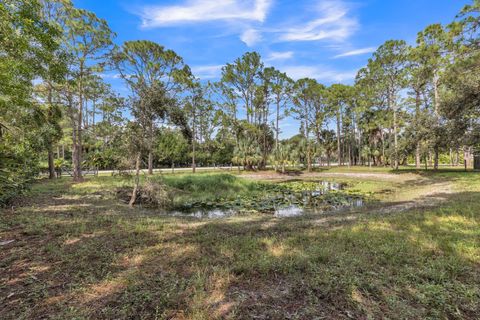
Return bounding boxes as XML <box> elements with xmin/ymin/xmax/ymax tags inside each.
<box><xmin>168</xmin><ymin>180</ymin><xmax>365</xmax><ymax>219</ymax></box>
<box><xmin>170</xmin><ymin>209</ymin><xmax>236</xmax><ymax>219</ymax></box>
<box><xmin>273</xmin><ymin>198</ymin><xmax>364</xmax><ymax>217</ymax></box>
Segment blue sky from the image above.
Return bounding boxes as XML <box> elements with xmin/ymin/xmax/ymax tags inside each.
<box><xmin>75</xmin><ymin>0</ymin><xmax>465</xmax><ymax>138</ymax></box>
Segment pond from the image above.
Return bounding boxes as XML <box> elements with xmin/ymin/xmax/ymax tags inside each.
<box><xmin>168</xmin><ymin>180</ymin><xmax>366</xmax><ymax>219</ymax></box>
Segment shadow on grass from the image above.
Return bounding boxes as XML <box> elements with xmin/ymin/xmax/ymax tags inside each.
<box><xmin>1</xmin><ymin>179</ymin><xmax>479</xmax><ymax>319</ymax></box>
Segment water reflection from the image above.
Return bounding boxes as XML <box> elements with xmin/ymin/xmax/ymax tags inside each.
<box><xmin>274</xmin><ymin>206</ymin><xmax>304</xmax><ymax>217</ymax></box>
<box><xmin>169</xmin><ymin>180</ymin><xmax>364</xmax><ymax>219</ymax></box>
<box><xmin>171</xmin><ymin>209</ymin><xmax>235</xmax><ymax>219</ymax></box>
<box><xmin>274</xmin><ymin>197</ymin><xmax>364</xmax><ymax>217</ymax></box>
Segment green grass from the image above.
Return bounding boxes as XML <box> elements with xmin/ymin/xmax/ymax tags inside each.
<box><xmin>1</xmin><ymin>169</ymin><xmax>479</xmax><ymax>319</ymax></box>
<box><xmin>159</xmin><ymin>173</ymin><xmax>267</xmax><ymax>205</ymax></box>
<box><xmin>144</xmin><ymin>173</ymin><xmax>372</xmax><ymax>212</ymax></box>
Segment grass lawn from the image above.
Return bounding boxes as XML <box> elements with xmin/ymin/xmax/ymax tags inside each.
<box><xmin>1</xmin><ymin>167</ymin><xmax>479</xmax><ymax>319</ymax></box>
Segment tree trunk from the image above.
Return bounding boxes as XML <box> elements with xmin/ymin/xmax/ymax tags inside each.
<box><xmin>92</xmin><ymin>99</ymin><xmax>96</xmax><ymax>127</ymax></box>
<box><xmin>46</xmin><ymin>87</ymin><xmax>56</xmax><ymax>180</ymax></box>
<box><xmin>306</xmin><ymin>139</ymin><xmax>312</xmax><ymax>172</ymax></box>
<box><xmin>262</xmin><ymin>124</ymin><xmax>267</xmax><ymax>170</ymax></box>
<box><xmin>148</xmin><ymin>151</ymin><xmax>153</xmax><ymax>175</ymax></box>
<box><xmin>351</xmin><ymin>112</ymin><xmax>358</xmax><ymax>166</ymax></box>
<box><xmin>336</xmin><ymin>109</ymin><xmax>342</xmax><ymax>166</ymax></box>
<box><xmin>83</xmin><ymin>98</ymin><xmax>88</xmax><ymax>129</ymax></box>
<box><xmin>433</xmin><ymin>74</ymin><xmax>440</xmax><ymax>171</ymax></box>
<box><xmin>415</xmin><ymin>91</ymin><xmax>421</xmax><ymax>169</ymax></box>
<box><xmin>192</xmin><ymin>108</ymin><xmax>196</xmax><ymax>173</ymax></box>
<box><xmin>434</xmin><ymin>146</ymin><xmax>439</xmax><ymax>170</ymax></box>
<box><xmin>275</xmin><ymin>100</ymin><xmax>280</xmax><ymax>150</ymax></box>
<box><xmin>305</xmin><ymin>103</ymin><xmax>312</xmax><ymax>172</ymax></box>
<box><xmin>129</xmin><ymin>153</ymin><xmax>141</xmax><ymax>207</ymax></box>
<box><xmin>148</xmin><ymin>123</ymin><xmax>154</xmax><ymax>175</ymax></box>
<box><xmin>348</xmin><ymin>139</ymin><xmax>352</xmax><ymax>168</ymax></box>
<box><xmin>433</xmin><ymin>74</ymin><xmax>440</xmax><ymax>117</ymax></box>
<box><xmin>73</xmin><ymin>70</ymin><xmax>84</xmax><ymax>182</ymax></box>
<box><xmin>416</xmin><ymin>142</ymin><xmax>421</xmax><ymax>169</ymax></box>
<box><xmin>48</xmin><ymin>147</ymin><xmax>55</xmax><ymax>179</ymax></box>
<box><xmin>192</xmin><ymin>137</ymin><xmax>196</xmax><ymax>174</ymax></box>
<box><xmin>393</xmin><ymin>104</ymin><xmax>399</xmax><ymax>170</ymax></box>
<box><xmin>72</xmin><ymin>122</ymin><xmax>81</xmax><ymax>180</ymax></box>
<box><xmin>381</xmin><ymin>129</ymin><xmax>386</xmax><ymax>167</ymax></box>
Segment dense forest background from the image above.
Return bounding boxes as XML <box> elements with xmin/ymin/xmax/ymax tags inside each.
<box><xmin>1</xmin><ymin>0</ymin><xmax>479</xmax><ymax>204</ymax></box>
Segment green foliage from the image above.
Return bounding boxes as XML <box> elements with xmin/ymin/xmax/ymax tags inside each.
<box><xmin>0</xmin><ymin>0</ymin><xmax>64</xmax><ymax>204</ymax></box>
<box><xmin>221</xmin><ymin>52</ymin><xmax>263</xmax><ymax>123</ymax></box>
<box><xmin>232</xmin><ymin>138</ymin><xmax>263</xmax><ymax>169</ymax></box>
<box><xmin>270</xmin><ymin>143</ymin><xmax>296</xmax><ymax>172</ymax></box>
<box><xmin>0</xmin><ymin>143</ymin><xmax>41</xmax><ymax>205</ymax></box>
<box><xmin>154</xmin><ymin>128</ymin><xmax>189</xmax><ymax>166</ymax></box>
<box><xmin>2</xmin><ymin>0</ymin><xmax>480</xmax><ymax>203</ymax></box>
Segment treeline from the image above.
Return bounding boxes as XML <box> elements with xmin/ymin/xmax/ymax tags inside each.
<box><xmin>1</xmin><ymin>0</ymin><xmax>479</xmax><ymax>204</ymax></box>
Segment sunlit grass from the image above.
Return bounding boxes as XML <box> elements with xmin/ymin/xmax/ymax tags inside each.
<box><xmin>1</xmin><ymin>169</ymin><xmax>479</xmax><ymax>319</ymax></box>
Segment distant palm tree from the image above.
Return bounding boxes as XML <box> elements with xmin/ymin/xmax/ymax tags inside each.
<box><xmin>232</xmin><ymin>138</ymin><xmax>262</xmax><ymax>171</ymax></box>
<box><xmin>270</xmin><ymin>143</ymin><xmax>293</xmax><ymax>173</ymax></box>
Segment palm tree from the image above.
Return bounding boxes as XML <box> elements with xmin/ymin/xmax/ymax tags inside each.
<box><xmin>233</xmin><ymin>138</ymin><xmax>262</xmax><ymax>171</ymax></box>
<box><xmin>270</xmin><ymin>143</ymin><xmax>293</xmax><ymax>173</ymax></box>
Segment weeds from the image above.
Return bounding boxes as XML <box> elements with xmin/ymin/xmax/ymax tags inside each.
<box><xmin>1</xmin><ymin>168</ymin><xmax>479</xmax><ymax>319</ymax></box>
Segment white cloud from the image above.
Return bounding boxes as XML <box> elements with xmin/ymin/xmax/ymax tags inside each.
<box><xmin>277</xmin><ymin>1</ymin><xmax>358</xmax><ymax>42</ymax></box>
<box><xmin>191</xmin><ymin>65</ymin><xmax>223</xmax><ymax>79</ymax></box>
<box><xmin>100</xmin><ymin>73</ymin><xmax>121</xmax><ymax>79</ymax></box>
<box><xmin>135</xmin><ymin>0</ymin><xmax>361</xmax><ymax>49</ymax></box>
<box><xmin>281</xmin><ymin>65</ymin><xmax>357</xmax><ymax>83</ymax></box>
<box><xmin>140</xmin><ymin>0</ymin><xmax>272</xmax><ymax>28</ymax></box>
<box><xmin>333</xmin><ymin>47</ymin><xmax>376</xmax><ymax>58</ymax></box>
<box><xmin>240</xmin><ymin>29</ymin><xmax>262</xmax><ymax>46</ymax></box>
<box><xmin>265</xmin><ymin>51</ymin><xmax>294</xmax><ymax>61</ymax></box>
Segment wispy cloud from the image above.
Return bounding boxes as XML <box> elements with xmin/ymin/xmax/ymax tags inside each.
<box><xmin>281</xmin><ymin>65</ymin><xmax>357</xmax><ymax>83</ymax></box>
<box><xmin>333</xmin><ymin>47</ymin><xmax>376</xmax><ymax>58</ymax></box>
<box><xmin>139</xmin><ymin>0</ymin><xmax>272</xmax><ymax>28</ymax></box>
<box><xmin>277</xmin><ymin>1</ymin><xmax>358</xmax><ymax>42</ymax></box>
<box><xmin>241</xmin><ymin>29</ymin><xmax>262</xmax><ymax>46</ymax></box>
<box><xmin>191</xmin><ymin>65</ymin><xmax>223</xmax><ymax>79</ymax></box>
<box><xmin>100</xmin><ymin>73</ymin><xmax>122</xmax><ymax>79</ymax></box>
<box><xmin>265</xmin><ymin>51</ymin><xmax>294</xmax><ymax>61</ymax></box>
<box><xmin>134</xmin><ymin>0</ymin><xmax>361</xmax><ymax>50</ymax></box>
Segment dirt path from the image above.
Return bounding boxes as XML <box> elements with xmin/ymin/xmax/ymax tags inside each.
<box><xmin>308</xmin><ymin>180</ymin><xmax>455</xmax><ymax>226</ymax></box>
<box><xmin>241</xmin><ymin>171</ymin><xmax>456</xmax><ymax>226</ymax></box>
<box><xmin>375</xmin><ymin>181</ymin><xmax>454</xmax><ymax>213</ymax></box>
